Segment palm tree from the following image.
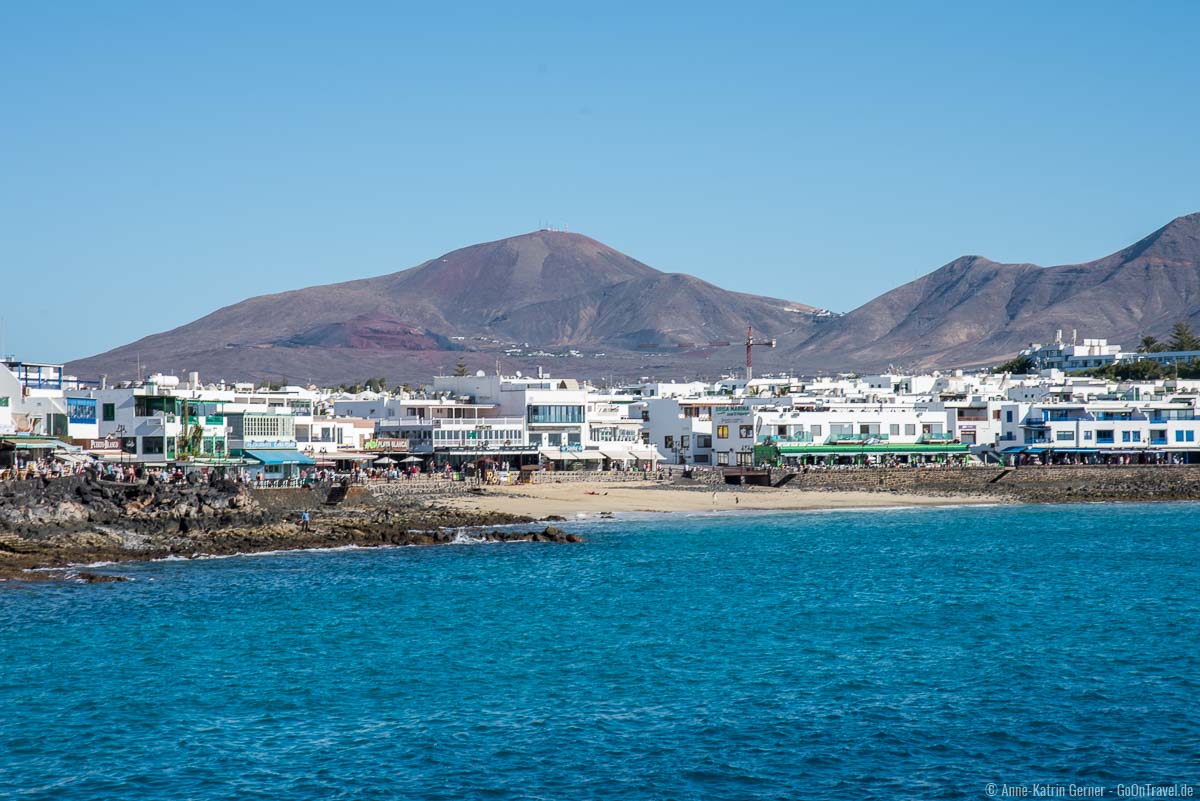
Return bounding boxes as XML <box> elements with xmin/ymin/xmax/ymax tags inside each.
<box><xmin>1139</xmin><ymin>335</ymin><xmax>1162</xmax><ymax>353</ymax></box>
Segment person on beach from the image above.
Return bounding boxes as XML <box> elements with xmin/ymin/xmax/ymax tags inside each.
<box><xmin>300</xmin><ymin>511</ymin><xmax>311</xmax><ymax>532</ymax></box>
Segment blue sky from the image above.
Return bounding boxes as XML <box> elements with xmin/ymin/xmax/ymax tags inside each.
<box><xmin>3</xmin><ymin>2</ymin><xmax>1198</xmax><ymax>363</ymax></box>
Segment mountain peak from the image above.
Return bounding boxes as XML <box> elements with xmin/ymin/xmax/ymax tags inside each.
<box><xmin>68</xmin><ymin>229</ymin><xmax>813</xmax><ymax>383</ymax></box>
<box><xmin>1110</xmin><ymin>211</ymin><xmax>1200</xmax><ymax>267</ymax></box>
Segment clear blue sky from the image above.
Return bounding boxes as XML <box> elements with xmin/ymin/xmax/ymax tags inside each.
<box><xmin>3</xmin><ymin>1</ymin><xmax>1198</xmax><ymax>363</ymax></box>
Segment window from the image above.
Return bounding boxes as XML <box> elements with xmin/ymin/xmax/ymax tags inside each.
<box><xmin>1056</xmin><ymin>430</ymin><xmax>1073</xmax><ymax>441</ymax></box>
<box><xmin>1132</xmin><ymin>431</ymin><xmax>1141</xmax><ymax>442</ymax></box>
<box><xmin>905</xmin><ymin>424</ymin><xmax>916</xmax><ymax>436</ymax></box>
<box><xmin>890</xmin><ymin>424</ymin><xmax>899</xmax><ymax>436</ymax></box>
<box><xmin>716</xmin><ymin>451</ymin><xmax>730</xmax><ymax>465</ymax></box>
<box><xmin>135</xmin><ymin>396</ymin><xmax>182</xmax><ymax>417</ymax></box>
<box><xmin>1097</xmin><ymin>430</ymin><xmax>1114</xmax><ymax>444</ymax></box>
<box><xmin>102</xmin><ymin>403</ymin><xmax>115</xmax><ymax>422</ymax></box>
<box><xmin>993</xmin><ymin>409</ymin><xmax>1001</xmax><ymax>420</ymax></box>
<box><xmin>67</xmin><ymin>398</ymin><xmax>97</xmax><ymax>423</ymax></box>
<box><xmin>697</xmin><ymin>435</ymin><xmax>712</xmax><ymax>448</ymax></box>
<box><xmin>1177</xmin><ymin>430</ymin><xmax>1196</xmax><ymax>443</ymax></box>
<box><xmin>142</xmin><ymin>436</ymin><xmax>164</xmax><ymax>455</ymax></box>
<box><xmin>1084</xmin><ymin>431</ymin><xmax>1093</xmax><ymax>441</ymax></box>
<box><xmin>1122</xmin><ymin>431</ymin><xmax>1132</xmax><ymax>443</ymax></box>
<box><xmin>717</xmin><ymin>425</ymin><xmax>729</xmax><ymax>439</ymax></box>
<box><xmin>681</xmin><ymin>435</ymin><xmax>690</xmax><ymax>448</ymax></box>
<box><xmin>811</xmin><ymin>424</ymin><xmax>822</xmax><ymax>437</ymax></box>
<box><xmin>739</xmin><ymin>425</ymin><xmax>753</xmax><ymax>438</ymax></box>
<box><xmin>1006</xmin><ymin>410</ymin><xmax>1014</xmax><ymax>423</ymax></box>
<box><xmin>526</xmin><ymin>405</ymin><xmax>584</xmax><ymax>424</ymax></box>
<box><xmin>664</xmin><ymin>436</ymin><xmax>674</xmax><ymax>449</ymax></box>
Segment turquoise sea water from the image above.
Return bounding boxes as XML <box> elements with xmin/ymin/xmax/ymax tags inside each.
<box><xmin>1</xmin><ymin>503</ymin><xmax>1197</xmax><ymax>800</ymax></box>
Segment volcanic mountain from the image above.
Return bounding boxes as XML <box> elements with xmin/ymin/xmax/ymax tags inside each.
<box><xmin>789</xmin><ymin>212</ymin><xmax>1200</xmax><ymax>371</ymax></box>
<box><xmin>69</xmin><ymin>231</ymin><xmax>821</xmax><ymax>384</ymax></box>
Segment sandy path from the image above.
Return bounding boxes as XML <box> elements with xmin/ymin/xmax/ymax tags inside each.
<box><xmin>442</xmin><ymin>480</ymin><xmax>991</xmax><ymax>518</ymax></box>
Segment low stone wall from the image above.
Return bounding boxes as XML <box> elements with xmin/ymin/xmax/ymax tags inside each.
<box><xmin>521</xmin><ymin>470</ymin><xmax>664</xmax><ymax>485</ymax></box>
<box><xmin>778</xmin><ymin>464</ymin><xmax>1200</xmax><ymax>502</ymax></box>
<box><xmin>249</xmin><ymin>486</ymin><xmax>327</xmax><ymax>512</ymax></box>
<box><xmin>367</xmin><ymin>481</ymin><xmax>471</xmax><ymax>502</ymax></box>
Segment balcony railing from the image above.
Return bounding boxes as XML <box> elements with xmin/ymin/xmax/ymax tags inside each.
<box><xmin>919</xmin><ymin>433</ymin><xmax>956</xmax><ymax>443</ymax></box>
<box><xmin>764</xmin><ymin>433</ymin><xmax>814</xmax><ymax>444</ymax></box>
<box><xmin>827</xmin><ymin>433</ymin><xmax>890</xmax><ymax>443</ymax></box>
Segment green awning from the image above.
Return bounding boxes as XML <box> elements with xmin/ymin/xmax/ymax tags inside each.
<box><xmin>1</xmin><ymin>437</ymin><xmax>77</xmax><ymax>451</ymax></box>
<box><xmin>776</xmin><ymin>443</ymin><xmax>968</xmax><ymax>455</ymax></box>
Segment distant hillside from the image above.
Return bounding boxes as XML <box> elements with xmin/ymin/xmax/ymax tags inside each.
<box><xmin>67</xmin><ymin>214</ymin><xmax>1200</xmax><ymax>383</ymax></box>
<box><xmin>790</xmin><ymin>213</ymin><xmax>1200</xmax><ymax>370</ymax></box>
<box><xmin>68</xmin><ymin>230</ymin><xmax>820</xmax><ymax>384</ymax></box>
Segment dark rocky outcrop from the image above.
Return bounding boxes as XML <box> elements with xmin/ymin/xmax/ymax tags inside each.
<box><xmin>0</xmin><ymin>476</ymin><xmax>578</xmax><ymax>583</ymax></box>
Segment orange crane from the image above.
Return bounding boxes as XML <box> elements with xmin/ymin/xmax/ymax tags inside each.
<box><xmin>744</xmin><ymin>325</ymin><xmax>776</xmax><ymax>381</ymax></box>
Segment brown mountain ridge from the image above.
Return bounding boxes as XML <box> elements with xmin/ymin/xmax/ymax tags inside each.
<box><xmin>67</xmin><ymin>214</ymin><xmax>1200</xmax><ymax>383</ymax></box>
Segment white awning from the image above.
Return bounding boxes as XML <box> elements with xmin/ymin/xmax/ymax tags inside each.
<box><xmin>631</xmin><ymin>447</ymin><xmax>665</xmax><ymax>462</ymax></box>
<box><xmin>539</xmin><ymin>447</ymin><xmax>582</xmax><ymax>461</ymax></box>
<box><xmin>599</xmin><ymin>449</ymin><xmax>635</xmax><ymax>461</ymax></box>
<box><xmin>317</xmin><ymin>452</ymin><xmax>374</xmax><ymax>462</ymax></box>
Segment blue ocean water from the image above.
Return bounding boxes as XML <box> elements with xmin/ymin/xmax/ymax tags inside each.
<box><xmin>1</xmin><ymin>503</ymin><xmax>1197</xmax><ymax>800</ymax></box>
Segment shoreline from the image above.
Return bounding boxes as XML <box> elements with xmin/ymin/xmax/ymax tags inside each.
<box><xmin>9</xmin><ymin>467</ymin><xmax>1200</xmax><ymax>585</ymax></box>
<box><xmin>441</xmin><ymin>480</ymin><xmax>1000</xmax><ymax>519</ymax></box>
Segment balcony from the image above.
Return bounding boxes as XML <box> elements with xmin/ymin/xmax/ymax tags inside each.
<box><xmin>186</xmin><ymin>415</ymin><xmax>226</xmax><ymax>427</ymax></box>
<box><xmin>765</xmin><ymin>433</ymin><xmax>814</xmax><ymax>444</ymax></box>
<box><xmin>919</xmin><ymin>433</ymin><xmax>956</xmax><ymax>443</ymax></box>
<box><xmin>432</xmin><ymin>416</ymin><xmax>525</xmax><ymax>429</ymax></box>
<box><xmin>827</xmin><ymin>433</ymin><xmax>890</xmax><ymax>444</ymax></box>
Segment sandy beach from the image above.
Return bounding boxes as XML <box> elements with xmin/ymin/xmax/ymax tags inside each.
<box><xmin>442</xmin><ymin>479</ymin><xmax>991</xmax><ymax>518</ymax></box>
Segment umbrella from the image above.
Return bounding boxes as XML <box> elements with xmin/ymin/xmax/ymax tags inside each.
<box><xmin>374</xmin><ymin>456</ymin><xmax>397</xmax><ymax>465</ymax></box>
<box><xmin>399</xmin><ymin>455</ymin><xmax>423</xmax><ymax>464</ymax></box>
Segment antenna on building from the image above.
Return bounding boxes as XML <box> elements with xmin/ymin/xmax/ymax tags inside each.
<box><xmin>1072</xmin><ymin>329</ymin><xmax>1077</xmax><ymax>345</ymax></box>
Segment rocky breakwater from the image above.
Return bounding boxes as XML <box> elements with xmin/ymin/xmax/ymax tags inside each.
<box><xmin>0</xmin><ymin>473</ymin><xmax>257</xmax><ymax>531</ymax></box>
<box><xmin>774</xmin><ymin>464</ymin><xmax>1200</xmax><ymax>503</ymax></box>
<box><xmin>0</xmin><ymin>475</ymin><xmax>581</xmax><ymax>583</ymax></box>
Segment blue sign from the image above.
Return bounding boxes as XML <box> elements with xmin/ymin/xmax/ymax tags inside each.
<box><xmin>68</xmin><ymin>398</ymin><xmax>97</xmax><ymax>424</ymax></box>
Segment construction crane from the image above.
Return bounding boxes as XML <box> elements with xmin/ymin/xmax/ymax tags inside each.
<box><xmin>744</xmin><ymin>325</ymin><xmax>776</xmax><ymax>381</ymax></box>
<box><xmin>635</xmin><ymin>328</ymin><xmax>775</xmax><ymax>380</ymax></box>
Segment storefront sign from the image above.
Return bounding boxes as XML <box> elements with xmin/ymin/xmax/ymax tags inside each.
<box><xmin>365</xmin><ymin>438</ymin><xmax>410</xmax><ymax>451</ymax></box>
